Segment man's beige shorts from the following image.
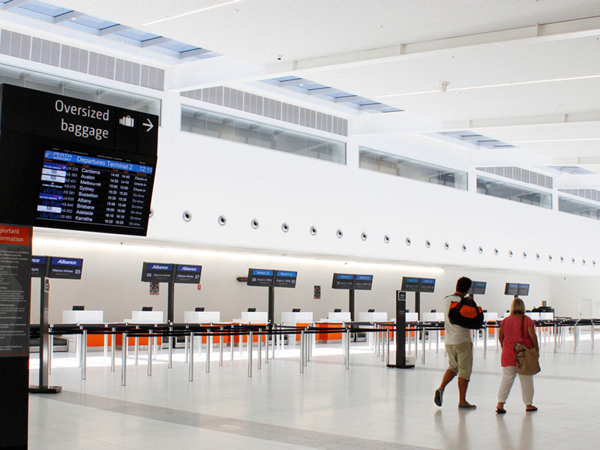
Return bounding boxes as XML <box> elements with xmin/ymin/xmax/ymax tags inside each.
<box><xmin>445</xmin><ymin>342</ymin><xmax>473</xmax><ymax>380</ymax></box>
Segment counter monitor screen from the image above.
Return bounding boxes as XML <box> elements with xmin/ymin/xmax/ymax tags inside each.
<box><xmin>354</xmin><ymin>274</ymin><xmax>374</xmax><ymax>290</ymax></box>
<box><xmin>174</xmin><ymin>264</ymin><xmax>202</xmax><ymax>284</ymax></box>
<box><xmin>420</xmin><ymin>278</ymin><xmax>436</xmax><ymax>293</ymax></box>
<box><xmin>517</xmin><ymin>284</ymin><xmax>530</xmax><ymax>296</ymax></box>
<box><xmin>332</xmin><ymin>273</ymin><xmax>355</xmax><ymax>289</ymax></box>
<box><xmin>72</xmin><ymin>305</ymin><xmax>84</xmax><ymax>311</ymax></box>
<box><xmin>48</xmin><ymin>257</ymin><xmax>83</xmax><ymax>280</ymax></box>
<box><xmin>247</xmin><ymin>269</ymin><xmax>274</xmax><ymax>287</ymax></box>
<box><xmin>142</xmin><ymin>306</ymin><xmax>153</xmax><ymax>311</ymax></box>
<box><xmin>31</xmin><ymin>255</ymin><xmax>48</xmax><ymax>278</ymax></box>
<box><xmin>470</xmin><ymin>281</ymin><xmax>487</xmax><ymax>295</ymax></box>
<box><xmin>368</xmin><ymin>309</ymin><xmax>375</xmax><ymax>313</ymax></box>
<box><xmin>504</xmin><ymin>283</ymin><xmax>519</xmax><ymax>296</ymax></box>
<box><xmin>195</xmin><ymin>307</ymin><xmax>205</xmax><ymax>312</ymax></box>
<box><xmin>274</xmin><ymin>270</ymin><xmax>297</xmax><ymax>288</ymax></box>
<box><xmin>247</xmin><ymin>308</ymin><xmax>256</xmax><ymax>312</ymax></box>
<box><xmin>334</xmin><ymin>309</ymin><xmax>342</xmax><ymax>313</ymax></box>
<box><xmin>401</xmin><ymin>277</ymin><xmax>421</xmax><ymax>292</ymax></box>
<box><xmin>292</xmin><ymin>308</ymin><xmax>301</xmax><ymax>312</ymax></box>
<box><xmin>141</xmin><ymin>262</ymin><xmax>174</xmax><ymax>283</ymax></box>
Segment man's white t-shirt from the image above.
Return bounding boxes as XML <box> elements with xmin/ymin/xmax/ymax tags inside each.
<box><xmin>444</xmin><ymin>295</ymin><xmax>472</xmax><ymax>345</ymax></box>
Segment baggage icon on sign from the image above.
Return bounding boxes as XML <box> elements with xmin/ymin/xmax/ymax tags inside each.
<box><xmin>119</xmin><ymin>115</ymin><xmax>135</xmax><ymax>127</ymax></box>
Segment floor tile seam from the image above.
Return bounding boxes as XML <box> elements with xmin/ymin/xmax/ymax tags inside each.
<box><xmin>49</xmin><ymin>390</ymin><xmax>436</xmax><ymax>450</ymax></box>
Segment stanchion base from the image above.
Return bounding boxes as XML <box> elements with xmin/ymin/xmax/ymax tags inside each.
<box><xmin>29</xmin><ymin>385</ymin><xmax>62</xmax><ymax>394</ymax></box>
<box><xmin>387</xmin><ymin>364</ymin><xmax>415</xmax><ymax>369</ymax></box>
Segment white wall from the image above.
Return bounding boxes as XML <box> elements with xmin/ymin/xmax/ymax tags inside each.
<box><xmin>31</xmin><ymin>237</ymin><xmax>553</xmax><ymax>325</ymax></box>
<box><xmin>549</xmin><ymin>277</ymin><xmax>600</xmax><ymax>319</ymax></box>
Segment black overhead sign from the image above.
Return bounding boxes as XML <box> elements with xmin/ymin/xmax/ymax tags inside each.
<box><xmin>174</xmin><ymin>264</ymin><xmax>202</xmax><ymax>284</ymax></box>
<box><xmin>31</xmin><ymin>255</ymin><xmax>48</xmax><ymax>278</ymax></box>
<box><xmin>47</xmin><ymin>257</ymin><xmax>83</xmax><ymax>280</ymax></box>
<box><xmin>354</xmin><ymin>274</ymin><xmax>374</xmax><ymax>290</ymax></box>
<box><xmin>247</xmin><ymin>269</ymin><xmax>275</xmax><ymax>287</ymax></box>
<box><xmin>0</xmin><ymin>84</ymin><xmax>159</xmax><ymax>237</ymax></box>
<box><xmin>273</xmin><ymin>271</ymin><xmax>297</xmax><ymax>288</ymax></box>
<box><xmin>332</xmin><ymin>273</ymin><xmax>355</xmax><ymax>290</ymax></box>
<box><xmin>141</xmin><ymin>262</ymin><xmax>174</xmax><ymax>283</ymax></box>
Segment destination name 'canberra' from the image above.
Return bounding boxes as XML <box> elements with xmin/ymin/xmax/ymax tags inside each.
<box><xmin>55</xmin><ymin>99</ymin><xmax>111</xmax><ymax>142</ymax></box>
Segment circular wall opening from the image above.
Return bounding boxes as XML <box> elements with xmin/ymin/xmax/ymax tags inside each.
<box><xmin>251</xmin><ymin>219</ymin><xmax>259</xmax><ymax>229</ymax></box>
<box><xmin>218</xmin><ymin>215</ymin><xmax>227</xmax><ymax>226</ymax></box>
<box><xmin>310</xmin><ymin>226</ymin><xmax>317</xmax><ymax>236</ymax></box>
<box><xmin>281</xmin><ymin>222</ymin><xmax>289</xmax><ymax>233</ymax></box>
<box><xmin>182</xmin><ymin>211</ymin><xmax>192</xmax><ymax>222</ymax></box>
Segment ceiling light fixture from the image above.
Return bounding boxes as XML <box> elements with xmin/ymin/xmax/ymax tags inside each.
<box><xmin>377</xmin><ymin>74</ymin><xmax>600</xmax><ymax>99</ymax></box>
<box><xmin>143</xmin><ymin>0</ymin><xmax>243</xmax><ymax>26</ymax></box>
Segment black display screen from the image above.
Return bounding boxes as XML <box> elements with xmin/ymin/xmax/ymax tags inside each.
<box><xmin>332</xmin><ymin>273</ymin><xmax>355</xmax><ymax>289</ymax></box>
<box><xmin>354</xmin><ymin>274</ymin><xmax>373</xmax><ymax>290</ymax></box>
<box><xmin>174</xmin><ymin>264</ymin><xmax>202</xmax><ymax>284</ymax></box>
<box><xmin>401</xmin><ymin>277</ymin><xmax>421</xmax><ymax>292</ymax></box>
<box><xmin>274</xmin><ymin>271</ymin><xmax>297</xmax><ymax>288</ymax></box>
<box><xmin>420</xmin><ymin>278</ymin><xmax>436</xmax><ymax>293</ymax></box>
<box><xmin>517</xmin><ymin>284</ymin><xmax>530</xmax><ymax>296</ymax></box>
<box><xmin>247</xmin><ymin>269</ymin><xmax>274</xmax><ymax>287</ymax></box>
<box><xmin>141</xmin><ymin>262</ymin><xmax>174</xmax><ymax>283</ymax></box>
<box><xmin>31</xmin><ymin>255</ymin><xmax>48</xmax><ymax>278</ymax></box>
<box><xmin>48</xmin><ymin>257</ymin><xmax>83</xmax><ymax>280</ymax></box>
<box><xmin>469</xmin><ymin>281</ymin><xmax>487</xmax><ymax>295</ymax></box>
<box><xmin>504</xmin><ymin>283</ymin><xmax>519</xmax><ymax>295</ymax></box>
<box><xmin>0</xmin><ymin>84</ymin><xmax>158</xmax><ymax>236</ymax></box>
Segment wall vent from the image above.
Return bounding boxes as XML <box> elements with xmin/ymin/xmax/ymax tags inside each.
<box><xmin>0</xmin><ymin>30</ymin><xmax>165</xmax><ymax>91</ymax></box>
<box><xmin>476</xmin><ymin>166</ymin><xmax>553</xmax><ymax>189</ymax></box>
<box><xmin>181</xmin><ymin>86</ymin><xmax>348</xmax><ymax>137</ymax></box>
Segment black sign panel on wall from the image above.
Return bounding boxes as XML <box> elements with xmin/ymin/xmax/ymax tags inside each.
<box><xmin>247</xmin><ymin>269</ymin><xmax>275</xmax><ymax>287</ymax></box>
<box><xmin>354</xmin><ymin>275</ymin><xmax>374</xmax><ymax>290</ymax></box>
<box><xmin>0</xmin><ymin>84</ymin><xmax>159</xmax><ymax>236</ymax></box>
<box><xmin>332</xmin><ymin>273</ymin><xmax>355</xmax><ymax>289</ymax></box>
<box><xmin>273</xmin><ymin>271</ymin><xmax>297</xmax><ymax>288</ymax></box>
<box><xmin>31</xmin><ymin>255</ymin><xmax>48</xmax><ymax>278</ymax></box>
<box><xmin>47</xmin><ymin>257</ymin><xmax>83</xmax><ymax>280</ymax></box>
<box><xmin>141</xmin><ymin>262</ymin><xmax>175</xmax><ymax>283</ymax></box>
<box><xmin>174</xmin><ymin>264</ymin><xmax>202</xmax><ymax>284</ymax></box>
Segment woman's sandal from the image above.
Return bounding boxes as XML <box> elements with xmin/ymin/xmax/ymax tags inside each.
<box><xmin>495</xmin><ymin>407</ymin><xmax>507</xmax><ymax>414</ymax></box>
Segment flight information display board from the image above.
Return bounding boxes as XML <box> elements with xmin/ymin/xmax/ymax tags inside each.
<box><xmin>401</xmin><ymin>277</ymin><xmax>421</xmax><ymax>292</ymax></box>
<box><xmin>332</xmin><ymin>273</ymin><xmax>355</xmax><ymax>289</ymax></box>
<box><xmin>31</xmin><ymin>256</ymin><xmax>48</xmax><ymax>278</ymax></box>
<box><xmin>174</xmin><ymin>264</ymin><xmax>202</xmax><ymax>284</ymax></box>
<box><xmin>420</xmin><ymin>278</ymin><xmax>436</xmax><ymax>293</ymax></box>
<box><xmin>354</xmin><ymin>274</ymin><xmax>373</xmax><ymax>290</ymax></box>
<box><xmin>47</xmin><ymin>257</ymin><xmax>83</xmax><ymax>280</ymax></box>
<box><xmin>0</xmin><ymin>84</ymin><xmax>158</xmax><ymax>236</ymax></box>
<box><xmin>37</xmin><ymin>151</ymin><xmax>153</xmax><ymax>234</ymax></box>
<box><xmin>517</xmin><ymin>284</ymin><xmax>530</xmax><ymax>296</ymax></box>
<box><xmin>141</xmin><ymin>262</ymin><xmax>174</xmax><ymax>283</ymax></box>
<box><xmin>247</xmin><ymin>269</ymin><xmax>274</xmax><ymax>287</ymax></box>
<box><xmin>274</xmin><ymin>271</ymin><xmax>297</xmax><ymax>288</ymax></box>
<box><xmin>504</xmin><ymin>283</ymin><xmax>519</xmax><ymax>295</ymax></box>
<box><xmin>469</xmin><ymin>281</ymin><xmax>487</xmax><ymax>295</ymax></box>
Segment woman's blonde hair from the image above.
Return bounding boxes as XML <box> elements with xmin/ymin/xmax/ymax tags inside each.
<box><xmin>510</xmin><ymin>297</ymin><xmax>525</xmax><ymax>315</ymax></box>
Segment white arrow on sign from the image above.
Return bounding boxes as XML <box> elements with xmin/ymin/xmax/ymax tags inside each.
<box><xmin>143</xmin><ymin>118</ymin><xmax>154</xmax><ymax>132</ymax></box>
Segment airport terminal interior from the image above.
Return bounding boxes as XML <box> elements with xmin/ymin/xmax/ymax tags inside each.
<box><xmin>1</xmin><ymin>0</ymin><xmax>600</xmax><ymax>448</ymax></box>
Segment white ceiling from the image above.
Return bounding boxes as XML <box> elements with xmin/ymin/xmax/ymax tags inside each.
<box><xmin>40</xmin><ymin>0</ymin><xmax>600</xmax><ymax>183</ymax></box>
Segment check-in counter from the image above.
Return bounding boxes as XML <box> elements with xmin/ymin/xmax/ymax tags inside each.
<box><xmin>129</xmin><ymin>311</ymin><xmax>164</xmax><ymax>323</ymax></box>
<box><xmin>484</xmin><ymin>312</ymin><xmax>499</xmax><ymax>321</ymax></box>
<box><xmin>540</xmin><ymin>312</ymin><xmax>554</xmax><ymax>320</ymax></box>
<box><xmin>62</xmin><ymin>310</ymin><xmax>105</xmax><ymax>348</ymax></box>
<box><xmin>240</xmin><ymin>311</ymin><xmax>268</xmax><ymax>323</ymax></box>
<box><xmin>326</xmin><ymin>312</ymin><xmax>351</xmax><ymax>322</ymax></box>
<box><xmin>406</xmin><ymin>313</ymin><xmax>419</xmax><ymax>322</ymax></box>
<box><xmin>358</xmin><ymin>312</ymin><xmax>388</xmax><ymax>322</ymax></box>
<box><xmin>62</xmin><ymin>310</ymin><xmax>104</xmax><ymax>324</ymax></box>
<box><xmin>315</xmin><ymin>312</ymin><xmax>351</xmax><ymax>343</ymax></box>
<box><xmin>184</xmin><ymin>311</ymin><xmax>221</xmax><ymax>324</ymax></box>
<box><xmin>421</xmin><ymin>312</ymin><xmax>444</xmax><ymax>322</ymax></box>
<box><xmin>281</xmin><ymin>312</ymin><xmax>314</xmax><ymax>343</ymax></box>
<box><xmin>526</xmin><ymin>312</ymin><xmax>541</xmax><ymax>321</ymax></box>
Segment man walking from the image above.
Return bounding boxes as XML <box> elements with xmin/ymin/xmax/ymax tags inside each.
<box><xmin>434</xmin><ymin>276</ymin><xmax>477</xmax><ymax>409</ymax></box>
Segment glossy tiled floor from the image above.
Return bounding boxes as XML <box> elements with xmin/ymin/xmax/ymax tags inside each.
<box><xmin>29</xmin><ymin>331</ymin><xmax>600</xmax><ymax>449</ymax></box>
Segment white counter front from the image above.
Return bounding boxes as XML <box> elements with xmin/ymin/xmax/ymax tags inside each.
<box><xmin>62</xmin><ymin>310</ymin><xmax>104</xmax><ymax>324</ymax></box>
<box><xmin>422</xmin><ymin>312</ymin><xmax>444</xmax><ymax>322</ymax></box>
<box><xmin>358</xmin><ymin>312</ymin><xmax>388</xmax><ymax>322</ymax></box>
<box><xmin>184</xmin><ymin>311</ymin><xmax>221</xmax><ymax>324</ymax></box>
<box><xmin>326</xmin><ymin>312</ymin><xmax>351</xmax><ymax>322</ymax></box>
<box><xmin>240</xmin><ymin>311</ymin><xmax>268</xmax><ymax>323</ymax></box>
<box><xmin>128</xmin><ymin>311</ymin><xmax>164</xmax><ymax>323</ymax></box>
<box><xmin>484</xmin><ymin>312</ymin><xmax>499</xmax><ymax>321</ymax></box>
<box><xmin>281</xmin><ymin>312</ymin><xmax>313</xmax><ymax>324</ymax></box>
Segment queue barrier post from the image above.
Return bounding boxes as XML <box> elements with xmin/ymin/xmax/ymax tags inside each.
<box><xmin>81</xmin><ymin>329</ymin><xmax>87</xmax><ymax>381</ymax></box>
<box><xmin>258</xmin><ymin>329</ymin><xmax>262</xmax><ymax>370</ymax></box>
<box><xmin>219</xmin><ymin>327</ymin><xmax>224</xmax><ymax>367</ymax></box>
<box><xmin>300</xmin><ymin>330</ymin><xmax>305</xmax><ymax>374</ymax></box>
<box><xmin>206</xmin><ymin>331</ymin><xmax>211</xmax><ymax>373</ymax></box>
<box><xmin>147</xmin><ymin>330</ymin><xmax>153</xmax><ymax>377</ymax></box>
<box><xmin>121</xmin><ymin>332</ymin><xmax>127</xmax><ymax>386</ymax></box>
<box><xmin>111</xmin><ymin>327</ymin><xmax>116</xmax><ymax>372</ymax></box>
<box><xmin>168</xmin><ymin>325</ymin><xmax>173</xmax><ymax>369</ymax></box>
<box><xmin>189</xmin><ymin>331</ymin><xmax>194</xmax><ymax>382</ymax></box>
<box><xmin>248</xmin><ymin>331</ymin><xmax>253</xmax><ymax>378</ymax></box>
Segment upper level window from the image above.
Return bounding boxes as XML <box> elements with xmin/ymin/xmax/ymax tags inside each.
<box><xmin>477</xmin><ymin>176</ymin><xmax>552</xmax><ymax>209</ymax></box>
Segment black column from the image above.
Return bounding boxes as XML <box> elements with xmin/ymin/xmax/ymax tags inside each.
<box><xmin>349</xmin><ymin>289</ymin><xmax>355</xmax><ymax>322</ymax></box>
<box><xmin>167</xmin><ymin>281</ymin><xmax>175</xmax><ymax>323</ymax></box>
<box><xmin>388</xmin><ymin>290</ymin><xmax>414</xmax><ymax>369</ymax></box>
<box><xmin>415</xmin><ymin>291</ymin><xmax>421</xmax><ymax>316</ymax></box>
<box><xmin>268</xmin><ymin>286</ymin><xmax>275</xmax><ymax>324</ymax></box>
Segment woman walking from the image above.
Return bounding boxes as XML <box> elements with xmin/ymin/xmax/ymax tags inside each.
<box><xmin>496</xmin><ymin>297</ymin><xmax>539</xmax><ymax>414</ymax></box>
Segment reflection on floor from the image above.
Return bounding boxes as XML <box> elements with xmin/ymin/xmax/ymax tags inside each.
<box><xmin>29</xmin><ymin>333</ymin><xmax>600</xmax><ymax>450</ymax></box>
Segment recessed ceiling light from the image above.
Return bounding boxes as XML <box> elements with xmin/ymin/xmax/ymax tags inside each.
<box><xmin>143</xmin><ymin>0</ymin><xmax>244</xmax><ymax>26</ymax></box>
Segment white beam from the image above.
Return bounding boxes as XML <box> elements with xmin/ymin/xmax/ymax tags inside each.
<box><xmin>3</xmin><ymin>0</ymin><xmax>31</xmax><ymax>10</ymax></box>
<box><xmin>98</xmin><ymin>24</ymin><xmax>130</xmax><ymax>36</ymax></box>
<box><xmin>141</xmin><ymin>36</ymin><xmax>172</xmax><ymax>48</ymax></box>
<box><xmin>180</xmin><ymin>48</ymin><xmax>212</xmax><ymax>59</ymax></box>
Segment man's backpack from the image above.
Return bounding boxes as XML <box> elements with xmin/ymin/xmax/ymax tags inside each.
<box><xmin>448</xmin><ymin>296</ymin><xmax>484</xmax><ymax>329</ymax></box>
